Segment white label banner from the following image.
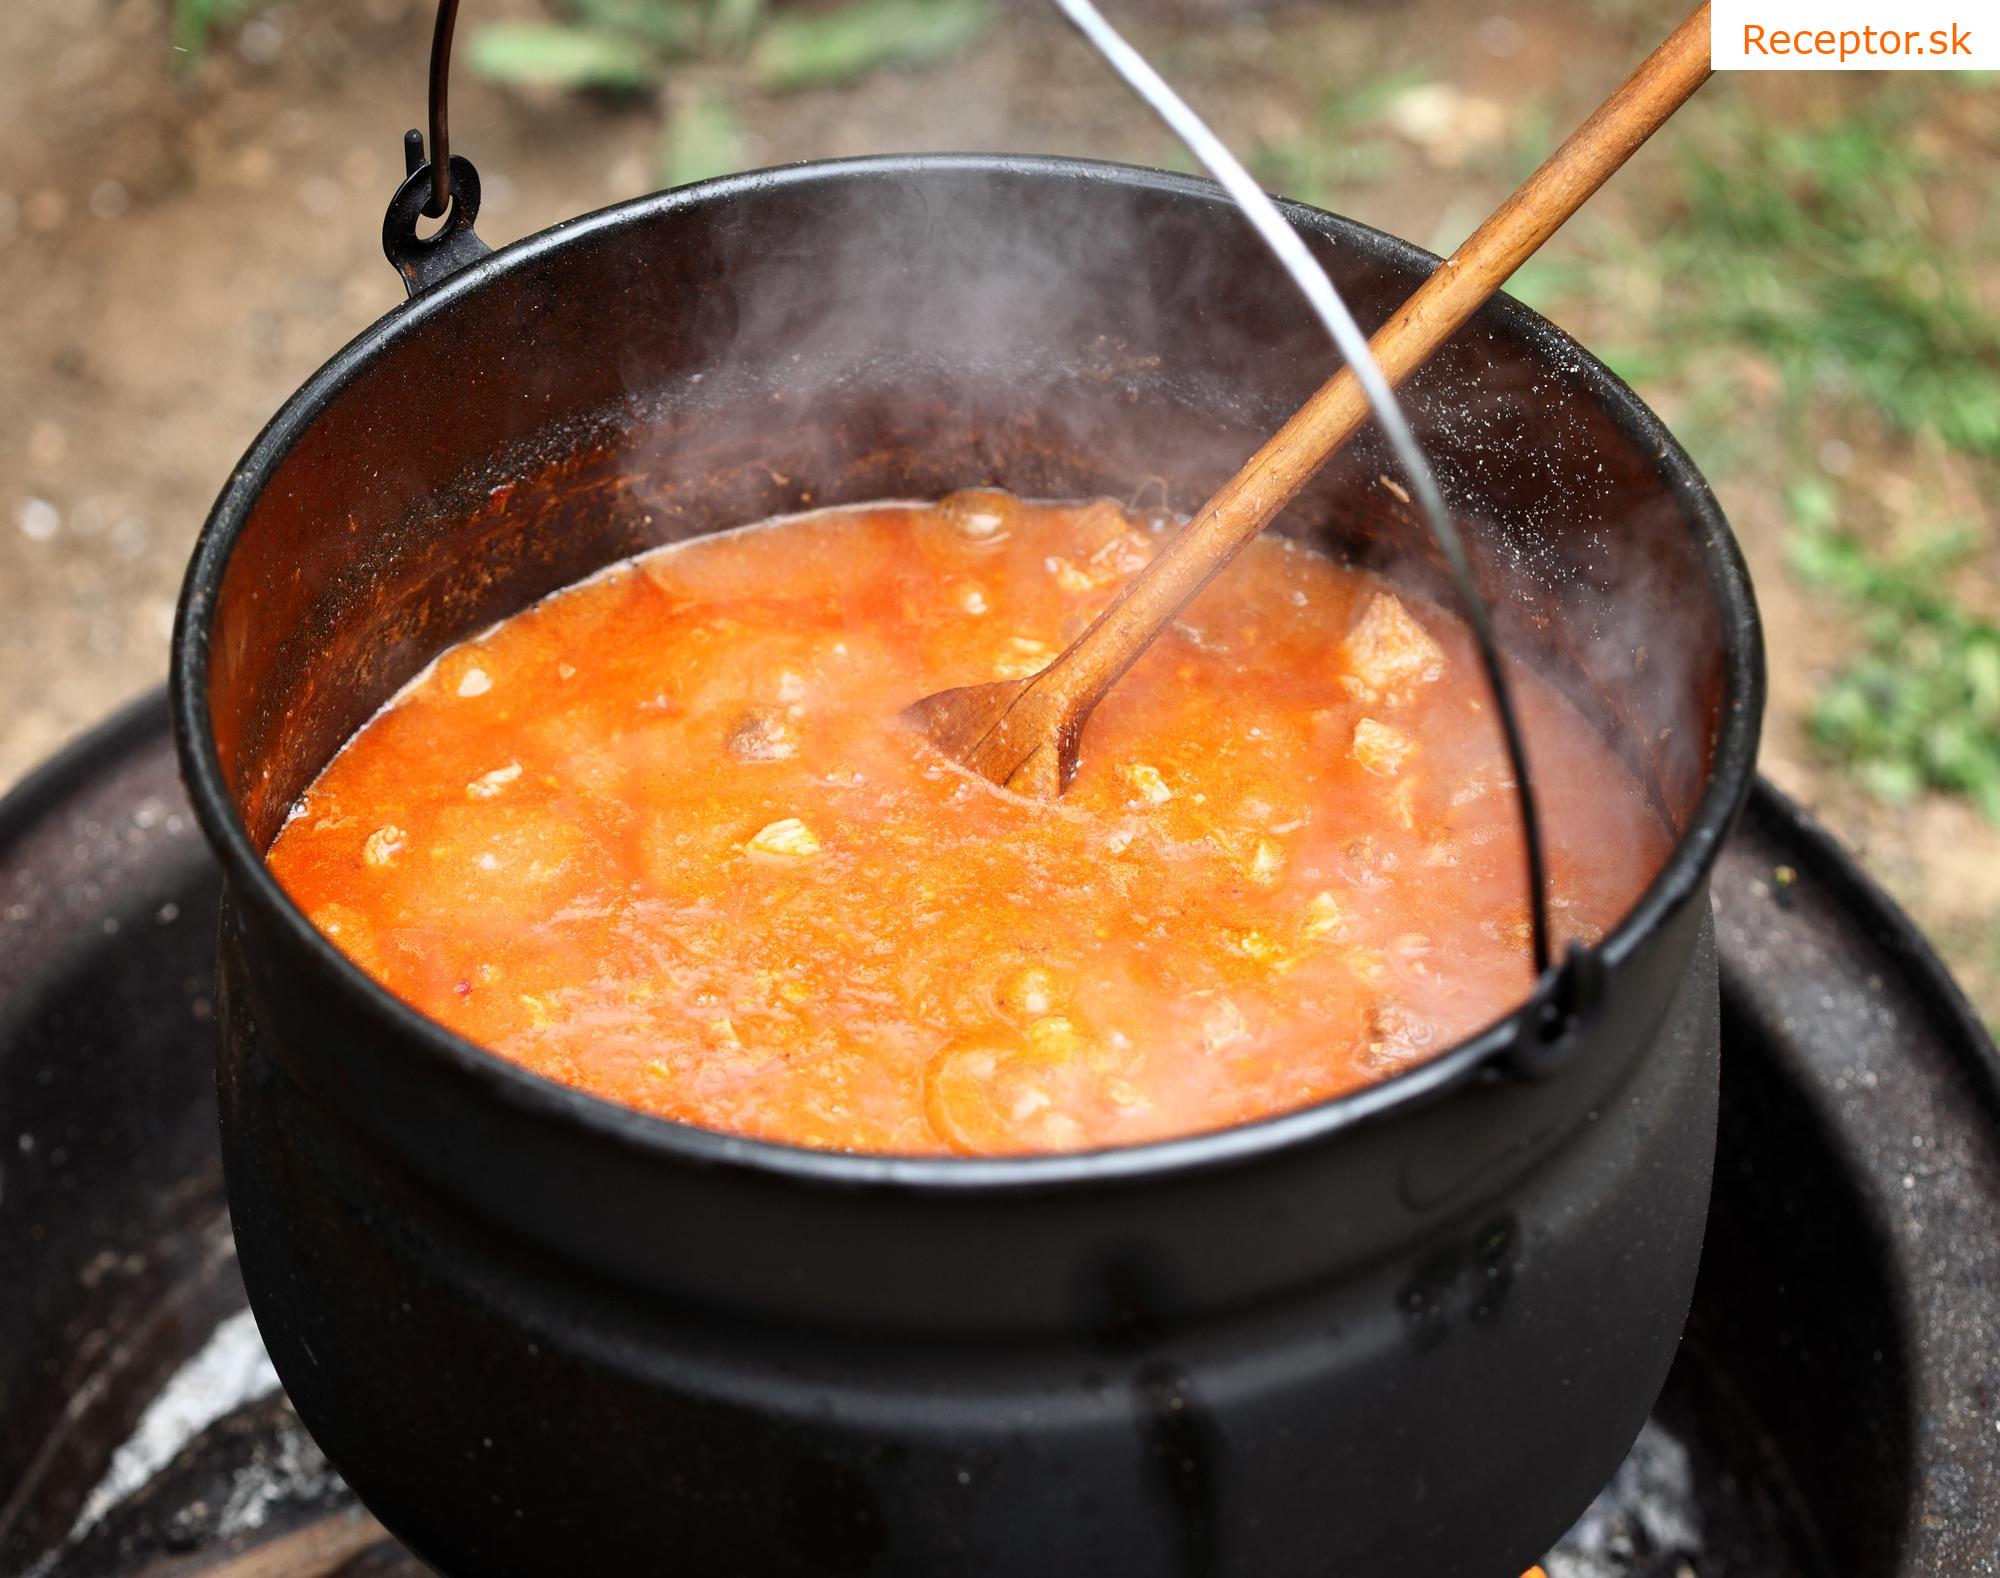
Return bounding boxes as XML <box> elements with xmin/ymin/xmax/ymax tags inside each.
<box><xmin>1711</xmin><ymin>0</ymin><xmax>1994</xmax><ymax>69</ymax></box>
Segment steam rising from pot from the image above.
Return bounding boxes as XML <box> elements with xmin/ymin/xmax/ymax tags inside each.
<box><xmin>587</xmin><ymin>16</ymin><xmax>1721</xmax><ymax>941</ymax></box>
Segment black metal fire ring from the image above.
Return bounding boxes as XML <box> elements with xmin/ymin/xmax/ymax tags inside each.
<box><xmin>2</xmin><ymin>689</ymin><xmax>1996</xmax><ymax>1576</ymax></box>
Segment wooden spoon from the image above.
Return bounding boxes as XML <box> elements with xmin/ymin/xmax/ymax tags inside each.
<box><xmin>906</xmin><ymin>3</ymin><xmax>1713</xmax><ymax>797</ymax></box>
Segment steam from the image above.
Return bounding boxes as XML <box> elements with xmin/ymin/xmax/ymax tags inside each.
<box><xmin>582</xmin><ymin>5</ymin><xmax>1721</xmax><ymax>938</ymax></box>
<box><xmin>1045</xmin><ymin>0</ymin><xmax>1555</xmax><ymax>976</ymax></box>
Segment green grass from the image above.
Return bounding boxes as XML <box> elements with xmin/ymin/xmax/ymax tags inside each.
<box><xmin>1665</xmin><ymin>89</ymin><xmax>2000</xmax><ymax>459</ymax></box>
<box><xmin>1546</xmin><ymin>80</ymin><xmax>2000</xmax><ymax>471</ymax></box>
<box><xmin>747</xmin><ymin>0</ymin><xmax>991</xmax><ymax>91</ymax></box>
<box><xmin>466</xmin><ymin>0</ymin><xmax>994</xmax><ymax>185</ymax></box>
<box><xmin>1542</xmin><ymin>80</ymin><xmax>2000</xmax><ymax>819</ymax></box>
<box><xmin>1673</xmin><ymin>89</ymin><xmax>2000</xmax><ymax>819</ymax></box>
<box><xmin>170</xmin><ymin>0</ymin><xmax>256</xmax><ymax>59</ymax></box>
<box><xmin>657</xmin><ymin>87</ymin><xmax>747</xmax><ymax>188</ymax></box>
<box><xmin>1787</xmin><ymin>480</ymin><xmax>2000</xmax><ymax>818</ymax></box>
<box><xmin>1252</xmin><ymin>70</ymin><xmax>1426</xmax><ymax>210</ymax></box>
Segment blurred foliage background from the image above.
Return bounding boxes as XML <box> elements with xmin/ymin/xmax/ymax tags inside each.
<box><xmin>3</xmin><ymin>0</ymin><xmax>1996</xmax><ymax>1016</ymax></box>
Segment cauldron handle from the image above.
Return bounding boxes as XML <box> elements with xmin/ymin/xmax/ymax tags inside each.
<box><xmin>380</xmin><ymin>0</ymin><xmax>488</xmax><ymax>298</ymax></box>
<box><xmin>1054</xmin><ymin>0</ymin><xmax>1664</xmax><ymax>1073</ymax></box>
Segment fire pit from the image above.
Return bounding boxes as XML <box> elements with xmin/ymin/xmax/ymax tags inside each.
<box><xmin>3</xmin><ymin>693</ymin><xmax>1995</xmax><ymax>1575</ymax></box>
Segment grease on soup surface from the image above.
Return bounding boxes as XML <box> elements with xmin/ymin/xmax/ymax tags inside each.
<box><xmin>267</xmin><ymin>493</ymin><xmax>1668</xmax><ymax>1155</ymax></box>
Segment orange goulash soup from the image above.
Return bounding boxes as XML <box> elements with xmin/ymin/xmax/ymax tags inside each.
<box><xmin>268</xmin><ymin>493</ymin><xmax>1669</xmax><ymax>1155</ymax></box>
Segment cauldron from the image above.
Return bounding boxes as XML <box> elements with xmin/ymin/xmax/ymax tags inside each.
<box><xmin>172</xmin><ymin>154</ymin><xmax>1763</xmax><ymax>1576</ymax></box>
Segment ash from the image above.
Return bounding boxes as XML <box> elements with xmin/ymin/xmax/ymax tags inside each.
<box><xmin>49</xmin><ymin>1308</ymin><xmax>1711</xmax><ymax>1577</ymax></box>
<box><xmin>66</xmin><ymin>1306</ymin><xmax>279</xmax><ymax>1541</ymax></box>
<box><xmin>203</xmin><ymin>1406</ymin><xmax>346</xmax><ymax>1541</ymax></box>
<box><xmin>33</xmin><ymin>1312</ymin><xmax>344</xmax><ymax>1578</ymax></box>
<box><xmin>1546</xmin><ymin>1419</ymin><xmax>1703</xmax><ymax>1578</ymax></box>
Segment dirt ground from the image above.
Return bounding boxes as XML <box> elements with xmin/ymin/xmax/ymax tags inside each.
<box><xmin>3</xmin><ymin>0</ymin><xmax>1996</xmax><ymax>1019</ymax></box>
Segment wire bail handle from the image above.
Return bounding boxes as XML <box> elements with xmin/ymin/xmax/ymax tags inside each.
<box><xmin>1052</xmin><ymin>0</ymin><xmax>1597</xmax><ymax>1059</ymax></box>
<box><xmin>421</xmin><ymin>0</ymin><xmax>463</xmax><ymax>221</ymax></box>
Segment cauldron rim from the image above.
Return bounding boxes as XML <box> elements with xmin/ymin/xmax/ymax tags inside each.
<box><xmin>171</xmin><ymin>152</ymin><xmax>1765</xmax><ymax>1193</ymax></box>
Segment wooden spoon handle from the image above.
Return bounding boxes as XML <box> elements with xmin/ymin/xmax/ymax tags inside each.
<box><xmin>1030</xmin><ymin>3</ymin><xmax>1712</xmax><ymax>728</ymax></box>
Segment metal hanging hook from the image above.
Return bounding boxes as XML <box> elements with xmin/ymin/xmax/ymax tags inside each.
<box><xmin>381</xmin><ymin>0</ymin><xmax>486</xmax><ymax>294</ymax></box>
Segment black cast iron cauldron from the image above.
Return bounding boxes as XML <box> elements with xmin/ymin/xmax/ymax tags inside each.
<box><xmin>171</xmin><ymin>154</ymin><xmax>1763</xmax><ymax>1577</ymax></box>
